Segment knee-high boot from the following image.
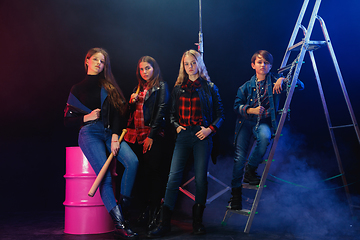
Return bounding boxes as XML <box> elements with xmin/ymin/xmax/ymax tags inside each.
<box><xmin>192</xmin><ymin>203</ymin><xmax>206</xmax><ymax>235</ymax></box>
<box><xmin>109</xmin><ymin>204</ymin><xmax>138</xmax><ymax>239</ymax></box>
<box><xmin>120</xmin><ymin>195</ymin><xmax>132</xmax><ymax>222</ymax></box>
<box><xmin>146</xmin><ymin>204</ymin><xmax>172</xmax><ymax>238</ymax></box>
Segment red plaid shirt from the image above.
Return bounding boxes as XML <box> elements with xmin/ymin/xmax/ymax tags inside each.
<box><xmin>124</xmin><ymin>89</ymin><xmax>151</xmax><ymax>144</ymax></box>
<box><xmin>178</xmin><ymin>79</ymin><xmax>203</xmax><ymax>127</ymax></box>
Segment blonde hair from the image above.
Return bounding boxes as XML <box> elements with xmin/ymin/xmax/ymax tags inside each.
<box><xmin>175</xmin><ymin>49</ymin><xmax>210</xmax><ymax>86</ymax></box>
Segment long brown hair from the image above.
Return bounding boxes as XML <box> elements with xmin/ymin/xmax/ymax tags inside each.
<box><xmin>175</xmin><ymin>49</ymin><xmax>210</xmax><ymax>86</ymax></box>
<box><xmin>84</xmin><ymin>48</ymin><xmax>127</xmax><ymax>114</ymax></box>
<box><xmin>136</xmin><ymin>56</ymin><xmax>162</xmax><ymax>91</ymax></box>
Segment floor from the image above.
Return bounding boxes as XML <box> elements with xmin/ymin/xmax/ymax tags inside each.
<box><xmin>1</xmin><ymin>202</ymin><xmax>359</xmax><ymax>240</ymax></box>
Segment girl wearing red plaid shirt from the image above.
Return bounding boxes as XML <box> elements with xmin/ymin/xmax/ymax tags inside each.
<box><xmin>124</xmin><ymin>56</ymin><xmax>170</xmax><ymax>232</ymax></box>
<box><xmin>147</xmin><ymin>50</ymin><xmax>225</xmax><ymax>238</ymax></box>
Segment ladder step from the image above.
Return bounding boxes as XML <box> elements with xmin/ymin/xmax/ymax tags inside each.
<box><xmin>329</xmin><ymin>124</ymin><xmax>355</xmax><ymax>129</ymax></box>
<box><xmin>226</xmin><ymin>206</ymin><xmax>252</xmax><ymax>216</ymax></box>
<box><xmin>278</xmin><ymin>64</ymin><xmax>293</xmax><ymax>73</ymax></box>
<box><xmin>289</xmin><ymin>40</ymin><xmax>327</xmax><ymax>52</ymax></box>
<box><xmin>242</xmin><ymin>183</ymin><xmax>259</xmax><ymax>190</ymax></box>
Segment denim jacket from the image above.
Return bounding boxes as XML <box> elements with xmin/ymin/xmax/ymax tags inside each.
<box><xmin>233</xmin><ymin>72</ymin><xmax>304</xmax><ymax>145</ymax></box>
<box><xmin>170</xmin><ymin>78</ymin><xmax>225</xmax><ymax>135</ymax></box>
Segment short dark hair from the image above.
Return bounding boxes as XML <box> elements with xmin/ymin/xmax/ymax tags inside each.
<box><xmin>251</xmin><ymin>50</ymin><xmax>273</xmax><ymax>65</ymax></box>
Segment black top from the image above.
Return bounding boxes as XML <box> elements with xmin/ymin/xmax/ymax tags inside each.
<box><xmin>71</xmin><ymin>74</ymin><xmax>102</xmax><ymax>111</ymax></box>
<box><xmin>65</xmin><ymin>74</ymin><xmax>123</xmax><ymax>135</ymax></box>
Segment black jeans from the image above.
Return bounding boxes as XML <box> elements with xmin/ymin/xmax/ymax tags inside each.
<box><xmin>128</xmin><ymin>135</ymin><xmax>170</xmax><ymax>209</ymax></box>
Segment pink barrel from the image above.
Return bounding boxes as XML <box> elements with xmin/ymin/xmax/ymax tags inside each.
<box><xmin>63</xmin><ymin>146</ymin><xmax>114</xmax><ymax>234</ymax></box>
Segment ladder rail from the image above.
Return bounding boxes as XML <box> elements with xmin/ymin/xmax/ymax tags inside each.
<box><xmin>308</xmin><ymin>51</ymin><xmax>354</xmax><ymax>215</ymax></box>
<box><xmin>244</xmin><ymin>56</ymin><xmax>306</xmax><ymax>233</ymax></box>
<box><xmin>245</xmin><ymin>1</ymin><xmax>322</xmax><ymax>232</ymax></box>
<box><xmin>246</xmin><ymin>0</ymin><xmax>325</xmax><ymax>232</ymax></box>
<box><xmin>226</xmin><ymin>0</ymin><xmax>359</xmax><ymax>233</ymax></box>
<box><xmin>316</xmin><ymin>16</ymin><xmax>360</xmax><ymax>143</ymax></box>
<box><xmin>243</xmin><ymin>148</ymin><xmax>271</xmax><ymax>232</ymax></box>
<box><xmin>297</xmin><ymin>13</ymin><xmax>357</xmax><ymax>212</ymax></box>
<box><xmin>302</xmin><ymin>0</ymin><xmax>322</xmax><ymax>48</ymax></box>
<box><xmin>280</xmin><ymin>0</ymin><xmax>309</xmax><ymax>69</ymax></box>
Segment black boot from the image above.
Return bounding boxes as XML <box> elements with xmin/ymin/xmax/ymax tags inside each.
<box><xmin>136</xmin><ymin>205</ymin><xmax>150</xmax><ymax>227</ymax></box>
<box><xmin>146</xmin><ymin>205</ymin><xmax>161</xmax><ymax>232</ymax></box>
<box><xmin>243</xmin><ymin>164</ymin><xmax>261</xmax><ymax>185</ymax></box>
<box><xmin>109</xmin><ymin>205</ymin><xmax>138</xmax><ymax>239</ymax></box>
<box><xmin>146</xmin><ymin>205</ymin><xmax>172</xmax><ymax>238</ymax></box>
<box><xmin>120</xmin><ymin>195</ymin><xmax>132</xmax><ymax>222</ymax></box>
<box><xmin>192</xmin><ymin>203</ymin><xmax>206</xmax><ymax>235</ymax></box>
<box><xmin>228</xmin><ymin>187</ymin><xmax>242</xmax><ymax>210</ymax></box>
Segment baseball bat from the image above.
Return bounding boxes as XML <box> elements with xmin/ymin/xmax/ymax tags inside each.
<box><xmin>88</xmin><ymin>129</ymin><xmax>128</xmax><ymax>197</ymax></box>
<box><xmin>131</xmin><ymin>85</ymin><xmax>141</xmax><ymax>103</ymax></box>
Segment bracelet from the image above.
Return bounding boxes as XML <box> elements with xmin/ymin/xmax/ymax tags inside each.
<box><xmin>112</xmin><ymin>141</ymin><xmax>119</xmax><ymax>142</ymax></box>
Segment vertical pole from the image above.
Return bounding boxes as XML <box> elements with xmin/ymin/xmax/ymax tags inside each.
<box><xmin>198</xmin><ymin>0</ymin><xmax>204</xmax><ymax>58</ymax></box>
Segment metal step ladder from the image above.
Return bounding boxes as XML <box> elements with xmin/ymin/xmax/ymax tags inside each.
<box><xmin>222</xmin><ymin>0</ymin><xmax>360</xmax><ymax>233</ymax></box>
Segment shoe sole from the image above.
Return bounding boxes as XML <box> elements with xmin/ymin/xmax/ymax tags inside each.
<box><xmin>243</xmin><ymin>179</ymin><xmax>260</xmax><ymax>185</ymax></box>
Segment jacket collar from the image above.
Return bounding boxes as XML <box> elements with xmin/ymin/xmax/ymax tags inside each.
<box><xmin>250</xmin><ymin>72</ymin><xmax>273</xmax><ymax>88</ymax></box>
<box><xmin>144</xmin><ymin>82</ymin><xmax>161</xmax><ymax>101</ymax></box>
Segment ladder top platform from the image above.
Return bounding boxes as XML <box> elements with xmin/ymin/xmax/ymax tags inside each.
<box><xmin>289</xmin><ymin>40</ymin><xmax>327</xmax><ymax>52</ymax></box>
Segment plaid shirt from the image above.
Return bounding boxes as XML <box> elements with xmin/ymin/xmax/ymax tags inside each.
<box><xmin>125</xmin><ymin>89</ymin><xmax>151</xmax><ymax>144</ymax></box>
<box><xmin>178</xmin><ymin>79</ymin><xmax>203</xmax><ymax>127</ymax></box>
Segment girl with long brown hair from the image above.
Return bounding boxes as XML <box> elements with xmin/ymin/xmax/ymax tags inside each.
<box><xmin>64</xmin><ymin>48</ymin><xmax>139</xmax><ymax>239</ymax></box>
<box><xmin>125</xmin><ymin>56</ymin><xmax>170</xmax><ymax>232</ymax></box>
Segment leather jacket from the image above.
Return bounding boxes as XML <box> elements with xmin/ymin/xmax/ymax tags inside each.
<box><xmin>170</xmin><ymin>78</ymin><xmax>225</xmax><ymax>134</ymax></box>
<box><xmin>128</xmin><ymin>81</ymin><xmax>170</xmax><ymax>139</ymax></box>
<box><xmin>64</xmin><ymin>87</ymin><xmax>126</xmax><ymax>135</ymax></box>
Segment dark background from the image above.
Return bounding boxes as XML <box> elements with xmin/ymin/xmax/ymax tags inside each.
<box><xmin>0</xmin><ymin>0</ymin><xmax>359</xmax><ymax>218</ymax></box>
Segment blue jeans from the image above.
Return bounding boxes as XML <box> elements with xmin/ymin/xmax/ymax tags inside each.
<box><xmin>78</xmin><ymin>121</ymin><xmax>138</xmax><ymax>212</ymax></box>
<box><xmin>231</xmin><ymin>120</ymin><xmax>271</xmax><ymax>188</ymax></box>
<box><xmin>163</xmin><ymin>125</ymin><xmax>212</xmax><ymax>210</ymax></box>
